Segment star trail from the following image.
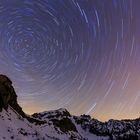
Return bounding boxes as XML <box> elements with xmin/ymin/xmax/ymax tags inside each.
<box><xmin>0</xmin><ymin>0</ymin><xmax>140</xmax><ymax>121</ymax></box>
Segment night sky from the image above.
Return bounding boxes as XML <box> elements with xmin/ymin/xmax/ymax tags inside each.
<box><xmin>0</xmin><ymin>0</ymin><xmax>140</xmax><ymax>121</ymax></box>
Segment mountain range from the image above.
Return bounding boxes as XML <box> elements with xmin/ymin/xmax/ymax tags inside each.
<box><xmin>0</xmin><ymin>74</ymin><xmax>139</xmax><ymax>140</ymax></box>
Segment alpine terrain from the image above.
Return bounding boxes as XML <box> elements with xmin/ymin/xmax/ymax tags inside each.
<box><xmin>0</xmin><ymin>74</ymin><xmax>139</xmax><ymax>140</ymax></box>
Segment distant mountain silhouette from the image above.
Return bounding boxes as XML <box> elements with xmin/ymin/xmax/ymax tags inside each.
<box><xmin>0</xmin><ymin>74</ymin><xmax>139</xmax><ymax>140</ymax></box>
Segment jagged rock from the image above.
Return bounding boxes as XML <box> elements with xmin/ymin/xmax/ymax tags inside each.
<box><xmin>32</xmin><ymin>108</ymin><xmax>71</xmax><ymax>120</ymax></box>
<box><xmin>33</xmin><ymin>108</ymin><xmax>77</xmax><ymax>132</ymax></box>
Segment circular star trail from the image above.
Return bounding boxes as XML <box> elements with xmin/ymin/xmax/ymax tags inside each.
<box><xmin>0</xmin><ymin>0</ymin><xmax>140</xmax><ymax>121</ymax></box>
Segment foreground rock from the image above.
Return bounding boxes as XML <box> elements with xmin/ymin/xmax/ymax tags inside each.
<box><xmin>0</xmin><ymin>74</ymin><xmax>44</xmax><ymax>125</ymax></box>
<box><xmin>0</xmin><ymin>74</ymin><xmax>139</xmax><ymax>140</ymax></box>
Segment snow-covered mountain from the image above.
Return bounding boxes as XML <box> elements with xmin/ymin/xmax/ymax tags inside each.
<box><xmin>0</xmin><ymin>74</ymin><xmax>139</xmax><ymax>140</ymax></box>
<box><xmin>0</xmin><ymin>107</ymin><xmax>109</xmax><ymax>140</ymax></box>
<box><xmin>32</xmin><ymin>109</ymin><xmax>140</xmax><ymax>140</ymax></box>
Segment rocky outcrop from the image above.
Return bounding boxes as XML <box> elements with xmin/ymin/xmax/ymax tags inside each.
<box><xmin>0</xmin><ymin>74</ymin><xmax>26</xmax><ymax>118</ymax></box>
<box><xmin>0</xmin><ymin>74</ymin><xmax>17</xmax><ymax>110</ymax></box>
<box><xmin>0</xmin><ymin>74</ymin><xmax>45</xmax><ymax>125</ymax></box>
<box><xmin>32</xmin><ymin>108</ymin><xmax>71</xmax><ymax>120</ymax></box>
<box><xmin>33</xmin><ymin>108</ymin><xmax>77</xmax><ymax>133</ymax></box>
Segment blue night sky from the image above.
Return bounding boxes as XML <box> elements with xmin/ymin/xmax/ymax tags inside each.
<box><xmin>0</xmin><ymin>0</ymin><xmax>140</xmax><ymax>121</ymax></box>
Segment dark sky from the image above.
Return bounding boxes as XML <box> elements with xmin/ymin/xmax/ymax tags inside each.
<box><xmin>0</xmin><ymin>0</ymin><xmax>140</xmax><ymax>121</ymax></box>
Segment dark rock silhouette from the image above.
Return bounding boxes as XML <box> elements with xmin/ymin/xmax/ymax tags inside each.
<box><xmin>0</xmin><ymin>74</ymin><xmax>17</xmax><ymax>110</ymax></box>
<box><xmin>0</xmin><ymin>74</ymin><xmax>44</xmax><ymax>125</ymax></box>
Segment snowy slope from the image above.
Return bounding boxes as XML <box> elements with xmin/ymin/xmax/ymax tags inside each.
<box><xmin>33</xmin><ymin>109</ymin><xmax>140</xmax><ymax>140</ymax></box>
<box><xmin>0</xmin><ymin>106</ymin><xmax>109</xmax><ymax>140</ymax></box>
<box><xmin>1</xmin><ymin>106</ymin><xmax>140</xmax><ymax>140</ymax></box>
<box><xmin>0</xmin><ymin>106</ymin><xmax>43</xmax><ymax>140</ymax></box>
